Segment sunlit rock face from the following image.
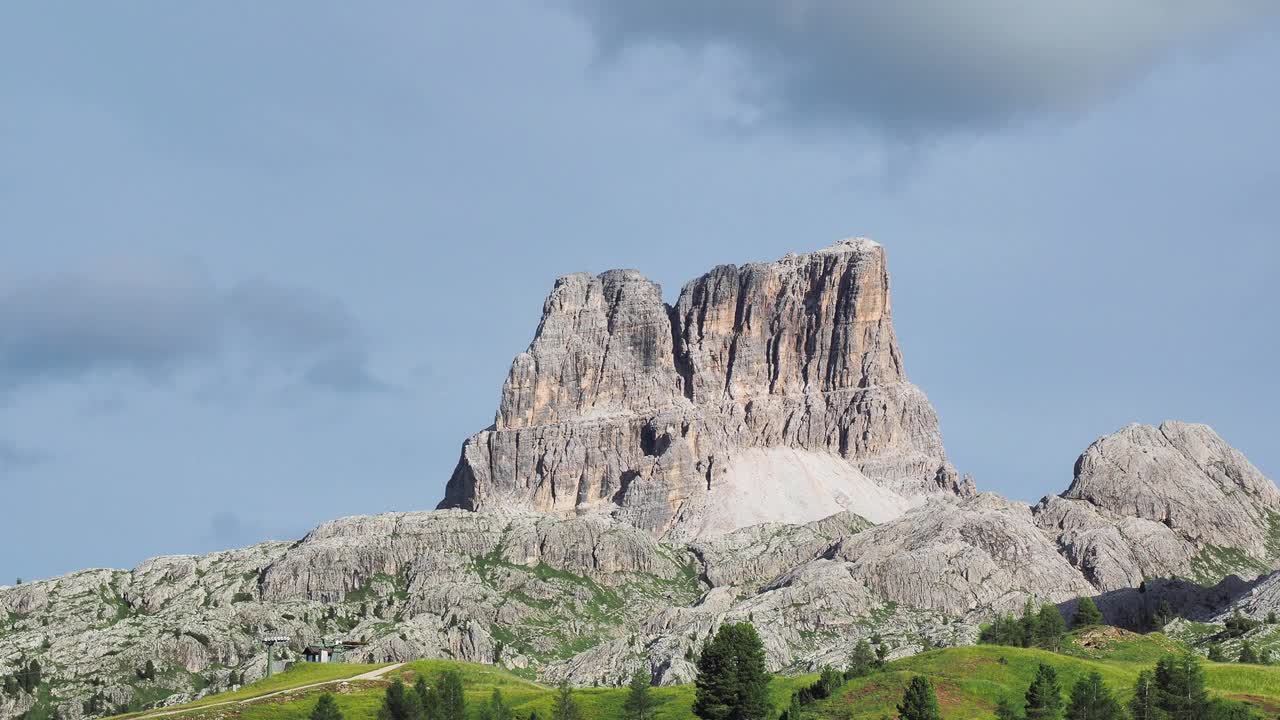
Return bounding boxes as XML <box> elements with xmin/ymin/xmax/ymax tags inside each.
<box><xmin>440</xmin><ymin>238</ymin><xmax>971</xmax><ymax>538</ymax></box>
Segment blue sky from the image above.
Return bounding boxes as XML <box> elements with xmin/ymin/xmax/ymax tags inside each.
<box><xmin>2</xmin><ymin>2</ymin><xmax>1278</xmax><ymax>582</ymax></box>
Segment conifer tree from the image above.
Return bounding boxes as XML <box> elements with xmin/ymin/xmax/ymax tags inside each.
<box><xmin>623</xmin><ymin>669</ymin><xmax>655</xmax><ymax>720</ymax></box>
<box><xmin>780</xmin><ymin>693</ymin><xmax>802</xmax><ymax>720</ymax></box>
<box><xmin>1153</xmin><ymin>653</ymin><xmax>1208</xmax><ymax>720</ymax></box>
<box><xmin>479</xmin><ymin>688</ymin><xmax>512</xmax><ymax>720</ymax></box>
<box><xmin>1207</xmin><ymin>645</ymin><xmax>1226</xmax><ymax>662</ymax></box>
<box><xmin>551</xmin><ymin>681</ymin><xmax>583</xmax><ymax>720</ymax></box>
<box><xmin>378</xmin><ymin>679</ymin><xmax>424</xmax><ymax>720</ymax></box>
<box><xmin>845</xmin><ymin>640</ymin><xmax>875</xmax><ymax>679</ymax></box>
<box><xmin>1239</xmin><ymin>640</ymin><xmax>1259</xmax><ymax>664</ymax></box>
<box><xmin>311</xmin><ymin>692</ymin><xmax>344</xmax><ymax>720</ymax></box>
<box><xmin>1065</xmin><ymin>672</ymin><xmax>1121</xmax><ymax>720</ymax></box>
<box><xmin>896</xmin><ymin>676</ymin><xmax>942</xmax><ymax>720</ymax></box>
<box><xmin>1128</xmin><ymin>671</ymin><xmax>1161</xmax><ymax>720</ymax></box>
<box><xmin>1036</xmin><ymin>605</ymin><xmax>1068</xmax><ymax>651</ymax></box>
<box><xmin>414</xmin><ymin>676</ymin><xmax>432</xmax><ymax>717</ymax></box>
<box><xmin>995</xmin><ymin>696</ymin><xmax>1021</xmax><ymax>720</ymax></box>
<box><xmin>1071</xmin><ymin>598</ymin><xmax>1104</xmax><ymax>628</ymax></box>
<box><xmin>1020</xmin><ymin>600</ymin><xmax>1039</xmax><ymax>648</ymax></box>
<box><xmin>693</xmin><ymin>623</ymin><xmax>771</xmax><ymax>720</ymax></box>
<box><xmin>436</xmin><ymin>670</ymin><xmax>465</xmax><ymax>720</ymax></box>
<box><xmin>1024</xmin><ymin>663</ymin><xmax>1064</xmax><ymax>720</ymax></box>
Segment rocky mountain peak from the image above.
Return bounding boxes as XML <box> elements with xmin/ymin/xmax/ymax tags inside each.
<box><xmin>440</xmin><ymin>239</ymin><xmax>967</xmax><ymax>537</ymax></box>
<box><xmin>1035</xmin><ymin>420</ymin><xmax>1280</xmax><ymax>591</ymax></box>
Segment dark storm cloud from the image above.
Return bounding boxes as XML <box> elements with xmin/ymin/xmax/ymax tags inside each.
<box><xmin>0</xmin><ymin>259</ymin><xmax>385</xmax><ymax>397</ymax></box>
<box><xmin>564</xmin><ymin>1</ymin><xmax>1278</xmax><ymax>135</ymax></box>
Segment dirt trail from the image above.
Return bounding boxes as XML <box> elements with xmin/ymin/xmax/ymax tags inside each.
<box><xmin>129</xmin><ymin>663</ymin><xmax>406</xmax><ymax>719</ymax></box>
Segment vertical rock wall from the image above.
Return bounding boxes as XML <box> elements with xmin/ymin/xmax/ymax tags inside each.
<box><xmin>439</xmin><ymin>238</ymin><xmax>971</xmax><ymax>537</ymax></box>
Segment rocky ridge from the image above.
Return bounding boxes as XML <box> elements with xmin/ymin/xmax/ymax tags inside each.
<box><xmin>3</xmin><ymin>240</ymin><xmax>1278</xmax><ymax>719</ymax></box>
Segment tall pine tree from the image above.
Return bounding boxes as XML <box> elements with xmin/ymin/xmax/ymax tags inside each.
<box><xmin>1036</xmin><ymin>605</ymin><xmax>1068</xmax><ymax>651</ymax></box>
<box><xmin>1065</xmin><ymin>672</ymin><xmax>1121</xmax><ymax>720</ymax></box>
<box><xmin>1154</xmin><ymin>653</ymin><xmax>1209</xmax><ymax>720</ymax></box>
<box><xmin>1024</xmin><ymin>663</ymin><xmax>1064</xmax><ymax>720</ymax></box>
<box><xmin>435</xmin><ymin>670</ymin><xmax>466</xmax><ymax>720</ymax></box>
<box><xmin>896</xmin><ymin>676</ymin><xmax>942</xmax><ymax>720</ymax></box>
<box><xmin>378</xmin><ymin>679</ymin><xmax>423</xmax><ymax>720</ymax></box>
<box><xmin>995</xmin><ymin>696</ymin><xmax>1021</xmax><ymax>720</ymax></box>
<box><xmin>1128</xmin><ymin>671</ymin><xmax>1161</xmax><ymax>720</ymax></box>
<box><xmin>551</xmin><ymin>681</ymin><xmax>583</xmax><ymax>720</ymax></box>
<box><xmin>1071</xmin><ymin>598</ymin><xmax>1104</xmax><ymax>628</ymax></box>
<box><xmin>692</xmin><ymin>623</ymin><xmax>771</xmax><ymax>720</ymax></box>
<box><xmin>311</xmin><ymin>692</ymin><xmax>344</xmax><ymax>720</ymax></box>
<box><xmin>845</xmin><ymin>640</ymin><xmax>875</xmax><ymax>679</ymax></box>
<box><xmin>479</xmin><ymin>688</ymin><xmax>512</xmax><ymax>720</ymax></box>
<box><xmin>623</xmin><ymin>669</ymin><xmax>655</xmax><ymax>720</ymax></box>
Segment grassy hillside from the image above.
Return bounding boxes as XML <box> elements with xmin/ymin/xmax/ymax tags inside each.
<box><xmin>111</xmin><ymin>663</ymin><xmax>388</xmax><ymax>719</ymax></box>
<box><xmin>122</xmin><ymin>630</ymin><xmax>1280</xmax><ymax>720</ymax></box>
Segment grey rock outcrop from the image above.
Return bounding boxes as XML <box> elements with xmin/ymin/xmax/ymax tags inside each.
<box><xmin>441</xmin><ymin>239</ymin><xmax>970</xmax><ymax>538</ymax></box>
<box><xmin>1035</xmin><ymin>421</ymin><xmax>1280</xmax><ymax>590</ymax></box>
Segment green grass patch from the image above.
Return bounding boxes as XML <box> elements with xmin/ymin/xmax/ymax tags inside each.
<box><xmin>1191</xmin><ymin>545</ymin><xmax>1272</xmax><ymax>585</ymax></box>
<box><xmin>108</xmin><ymin>662</ymin><xmax>387</xmax><ymax>719</ymax></box>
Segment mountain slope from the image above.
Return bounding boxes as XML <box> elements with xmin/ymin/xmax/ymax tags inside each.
<box><xmin>102</xmin><ymin>632</ymin><xmax>1280</xmax><ymax>720</ymax></box>
<box><xmin>5</xmin><ymin>239</ymin><xmax>1280</xmax><ymax>720</ymax></box>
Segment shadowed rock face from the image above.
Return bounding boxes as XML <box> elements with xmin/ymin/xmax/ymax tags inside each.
<box><xmin>440</xmin><ymin>239</ymin><xmax>971</xmax><ymax>537</ymax></box>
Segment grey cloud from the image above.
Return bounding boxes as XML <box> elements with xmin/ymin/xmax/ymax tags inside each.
<box><xmin>0</xmin><ymin>258</ymin><xmax>386</xmax><ymax>397</ymax></box>
<box><xmin>0</xmin><ymin>259</ymin><xmax>219</xmax><ymax>388</ymax></box>
<box><xmin>0</xmin><ymin>439</ymin><xmax>47</xmax><ymax>471</ymax></box>
<box><xmin>204</xmin><ymin>511</ymin><xmax>263</xmax><ymax>548</ymax></box>
<box><xmin>303</xmin><ymin>351</ymin><xmax>392</xmax><ymax>394</ymax></box>
<box><xmin>226</xmin><ymin>279</ymin><xmax>362</xmax><ymax>355</ymax></box>
<box><xmin>564</xmin><ymin>1</ymin><xmax>1278</xmax><ymax>136</ymax></box>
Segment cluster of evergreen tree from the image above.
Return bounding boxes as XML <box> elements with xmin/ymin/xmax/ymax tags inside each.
<box><xmin>791</xmin><ymin>667</ymin><xmax>844</xmax><ymax>706</ymax></box>
<box><xmin>979</xmin><ymin>601</ymin><xmax>1068</xmax><ymax>651</ymax></box>
<box><xmin>1224</xmin><ymin>611</ymin><xmax>1262</xmax><ymax>639</ymax></box>
<box><xmin>374</xmin><ymin>669</ymin><xmax>467</xmax><ymax>720</ymax></box>
<box><xmin>372</xmin><ymin>670</ymin><xmax>599</xmax><ymax>720</ymax></box>
<box><xmin>1206</xmin><ymin>640</ymin><xmax>1272</xmax><ymax>665</ymax></box>
<box><xmin>981</xmin><ymin>652</ymin><xmax>1263</xmax><ymax>720</ymax></box>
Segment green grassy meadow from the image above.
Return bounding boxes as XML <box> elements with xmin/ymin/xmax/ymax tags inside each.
<box><xmin>115</xmin><ymin>629</ymin><xmax>1280</xmax><ymax>720</ymax></box>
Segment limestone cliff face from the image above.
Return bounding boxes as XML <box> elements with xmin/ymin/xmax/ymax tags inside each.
<box><xmin>440</xmin><ymin>239</ymin><xmax>970</xmax><ymax>537</ymax></box>
<box><xmin>1034</xmin><ymin>421</ymin><xmax>1280</xmax><ymax>591</ymax></box>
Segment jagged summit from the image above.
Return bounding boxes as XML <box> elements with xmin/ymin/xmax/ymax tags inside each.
<box><xmin>439</xmin><ymin>239</ymin><xmax>968</xmax><ymax>538</ymax></box>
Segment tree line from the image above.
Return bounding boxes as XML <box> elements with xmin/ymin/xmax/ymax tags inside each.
<box><xmin>896</xmin><ymin>651</ymin><xmax>1265</xmax><ymax>720</ymax></box>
